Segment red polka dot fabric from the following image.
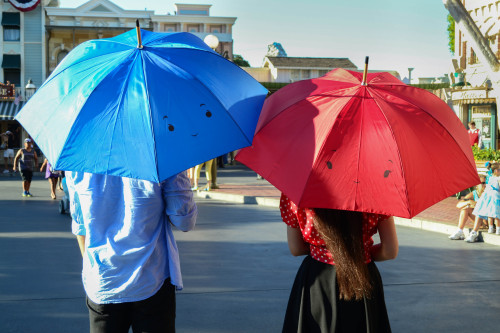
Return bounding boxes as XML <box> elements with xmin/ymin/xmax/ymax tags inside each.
<box><xmin>280</xmin><ymin>193</ymin><xmax>389</xmax><ymax>265</ymax></box>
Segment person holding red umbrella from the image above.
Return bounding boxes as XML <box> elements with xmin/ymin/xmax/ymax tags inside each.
<box><xmin>280</xmin><ymin>194</ymin><xmax>398</xmax><ymax>332</ymax></box>
<box><xmin>237</xmin><ymin>57</ymin><xmax>480</xmax><ymax>332</ymax></box>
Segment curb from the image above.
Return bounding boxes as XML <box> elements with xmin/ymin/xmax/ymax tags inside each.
<box><xmin>196</xmin><ymin>190</ymin><xmax>500</xmax><ymax>247</ymax></box>
<box><xmin>196</xmin><ymin>190</ymin><xmax>279</xmax><ymax>207</ymax></box>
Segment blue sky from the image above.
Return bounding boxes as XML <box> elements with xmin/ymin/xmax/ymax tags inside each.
<box><xmin>60</xmin><ymin>0</ymin><xmax>453</xmax><ymax>79</ymax></box>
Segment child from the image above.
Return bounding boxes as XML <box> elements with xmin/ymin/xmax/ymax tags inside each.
<box><xmin>465</xmin><ymin>163</ymin><xmax>500</xmax><ymax>242</ymax></box>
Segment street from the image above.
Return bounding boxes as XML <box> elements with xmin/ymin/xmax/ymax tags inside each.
<box><xmin>1</xmin><ymin>177</ymin><xmax>500</xmax><ymax>332</ymax></box>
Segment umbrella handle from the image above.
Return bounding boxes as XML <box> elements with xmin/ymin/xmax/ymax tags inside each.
<box><xmin>361</xmin><ymin>56</ymin><xmax>369</xmax><ymax>86</ymax></box>
<box><xmin>136</xmin><ymin>19</ymin><xmax>143</xmax><ymax>49</ymax></box>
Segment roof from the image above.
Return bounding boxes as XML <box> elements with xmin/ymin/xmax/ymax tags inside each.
<box><xmin>265</xmin><ymin>56</ymin><xmax>357</xmax><ymax>69</ymax></box>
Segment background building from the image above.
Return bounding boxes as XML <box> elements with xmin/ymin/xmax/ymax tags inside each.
<box><xmin>0</xmin><ymin>0</ymin><xmax>236</xmax><ymax>149</ymax></box>
<box><xmin>446</xmin><ymin>0</ymin><xmax>500</xmax><ymax>149</ymax></box>
<box><xmin>0</xmin><ymin>0</ymin><xmax>53</xmax><ymax>140</ymax></box>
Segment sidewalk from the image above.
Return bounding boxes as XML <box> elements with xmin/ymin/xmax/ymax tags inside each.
<box><xmin>196</xmin><ymin>164</ymin><xmax>500</xmax><ymax>246</ymax></box>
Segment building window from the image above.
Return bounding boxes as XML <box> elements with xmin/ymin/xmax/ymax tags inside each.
<box><xmin>3</xmin><ymin>26</ymin><xmax>19</xmax><ymax>41</ymax></box>
<box><xmin>469</xmin><ymin>49</ymin><xmax>478</xmax><ymax>64</ymax></box>
<box><xmin>210</xmin><ymin>25</ymin><xmax>222</xmax><ymax>33</ymax></box>
<box><xmin>164</xmin><ymin>24</ymin><xmax>176</xmax><ymax>32</ymax></box>
<box><xmin>1</xmin><ymin>12</ymin><xmax>20</xmax><ymax>41</ymax></box>
<box><xmin>302</xmin><ymin>70</ymin><xmax>311</xmax><ymax>79</ymax></box>
<box><xmin>187</xmin><ymin>25</ymin><xmax>199</xmax><ymax>33</ymax></box>
<box><xmin>3</xmin><ymin>69</ymin><xmax>20</xmax><ymax>86</ymax></box>
<box><xmin>318</xmin><ymin>70</ymin><xmax>328</xmax><ymax>77</ymax></box>
<box><xmin>291</xmin><ymin>69</ymin><xmax>300</xmax><ymax>81</ymax></box>
<box><xmin>57</xmin><ymin>50</ymin><xmax>68</xmax><ymax>65</ymax></box>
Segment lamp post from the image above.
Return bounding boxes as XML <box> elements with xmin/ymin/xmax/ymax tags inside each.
<box><xmin>25</xmin><ymin>79</ymin><xmax>36</xmax><ymax>100</ymax></box>
<box><xmin>203</xmin><ymin>34</ymin><xmax>219</xmax><ymax>51</ymax></box>
<box><xmin>202</xmin><ymin>34</ymin><xmax>223</xmax><ymax>188</ymax></box>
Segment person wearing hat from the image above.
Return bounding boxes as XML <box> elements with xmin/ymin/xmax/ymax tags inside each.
<box><xmin>1</xmin><ymin>130</ymin><xmax>15</xmax><ymax>173</ymax></box>
<box><xmin>13</xmin><ymin>138</ymin><xmax>38</xmax><ymax>197</ymax></box>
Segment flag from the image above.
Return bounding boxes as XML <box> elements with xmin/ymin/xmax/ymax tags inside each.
<box><xmin>8</xmin><ymin>0</ymin><xmax>40</xmax><ymax>12</ymax></box>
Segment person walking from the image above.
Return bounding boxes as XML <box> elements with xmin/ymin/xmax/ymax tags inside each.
<box><xmin>13</xmin><ymin>138</ymin><xmax>38</xmax><ymax>197</ymax></box>
<box><xmin>280</xmin><ymin>194</ymin><xmax>398</xmax><ymax>332</ymax></box>
<box><xmin>40</xmin><ymin>158</ymin><xmax>61</xmax><ymax>199</ymax></box>
<box><xmin>67</xmin><ymin>170</ymin><xmax>197</xmax><ymax>332</ymax></box>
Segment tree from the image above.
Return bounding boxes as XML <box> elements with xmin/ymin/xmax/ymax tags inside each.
<box><xmin>233</xmin><ymin>54</ymin><xmax>250</xmax><ymax>67</ymax></box>
<box><xmin>447</xmin><ymin>14</ymin><xmax>455</xmax><ymax>55</ymax></box>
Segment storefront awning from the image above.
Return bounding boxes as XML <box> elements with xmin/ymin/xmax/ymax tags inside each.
<box><xmin>1</xmin><ymin>12</ymin><xmax>20</xmax><ymax>26</ymax></box>
<box><xmin>2</xmin><ymin>54</ymin><xmax>20</xmax><ymax>69</ymax></box>
<box><xmin>0</xmin><ymin>101</ymin><xmax>24</xmax><ymax>120</ymax></box>
<box><xmin>453</xmin><ymin>98</ymin><xmax>497</xmax><ymax>105</ymax></box>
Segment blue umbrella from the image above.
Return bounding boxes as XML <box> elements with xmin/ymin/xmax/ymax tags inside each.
<box><xmin>16</xmin><ymin>26</ymin><xmax>267</xmax><ymax>182</ymax></box>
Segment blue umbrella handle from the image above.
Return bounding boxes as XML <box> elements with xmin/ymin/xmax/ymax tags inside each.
<box><xmin>136</xmin><ymin>19</ymin><xmax>143</xmax><ymax>49</ymax></box>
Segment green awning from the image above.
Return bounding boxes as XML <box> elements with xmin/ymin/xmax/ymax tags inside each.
<box><xmin>2</xmin><ymin>55</ymin><xmax>21</xmax><ymax>69</ymax></box>
<box><xmin>2</xmin><ymin>13</ymin><xmax>20</xmax><ymax>26</ymax></box>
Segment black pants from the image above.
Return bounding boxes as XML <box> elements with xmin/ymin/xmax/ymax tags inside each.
<box><xmin>86</xmin><ymin>279</ymin><xmax>176</xmax><ymax>333</ymax></box>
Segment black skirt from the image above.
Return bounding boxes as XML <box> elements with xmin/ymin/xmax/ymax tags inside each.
<box><xmin>283</xmin><ymin>256</ymin><xmax>391</xmax><ymax>333</ymax></box>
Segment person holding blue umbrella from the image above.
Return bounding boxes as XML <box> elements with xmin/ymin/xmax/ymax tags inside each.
<box><xmin>16</xmin><ymin>22</ymin><xmax>267</xmax><ymax>332</ymax></box>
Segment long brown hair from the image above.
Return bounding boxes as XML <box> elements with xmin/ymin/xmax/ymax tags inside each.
<box><xmin>313</xmin><ymin>208</ymin><xmax>372</xmax><ymax>300</ymax></box>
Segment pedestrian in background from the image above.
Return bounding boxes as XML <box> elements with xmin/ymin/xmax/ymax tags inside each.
<box><xmin>13</xmin><ymin>138</ymin><xmax>38</xmax><ymax>197</ymax></box>
<box><xmin>40</xmin><ymin>158</ymin><xmax>61</xmax><ymax>200</ymax></box>
<box><xmin>468</xmin><ymin>121</ymin><xmax>482</xmax><ymax>148</ymax></box>
<box><xmin>466</xmin><ymin>163</ymin><xmax>500</xmax><ymax>242</ymax></box>
<box><xmin>280</xmin><ymin>194</ymin><xmax>398</xmax><ymax>332</ymax></box>
<box><xmin>449</xmin><ymin>174</ymin><xmax>487</xmax><ymax>240</ymax></box>
<box><xmin>1</xmin><ymin>130</ymin><xmax>15</xmax><ymax>173</ymax></box>
<box><xmin>67</xmin><ymin>170</ymin><xmax>197</xmax><ymax>332</ymax></box>
<box><xmin>192</xmin><ymin>159</ymin><xmax>215</xmax><ymax>191</ymax></box>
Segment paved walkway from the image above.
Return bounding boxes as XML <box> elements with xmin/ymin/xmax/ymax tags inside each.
<box><xmin>196</xmin><ymin>164</ymin><xmax>500</xmax><ymax>246</ymax></box>
<box><xmin>4</xmin><ymin>163</ymin><xmax>497</xmax><ymax>245</ymax></box>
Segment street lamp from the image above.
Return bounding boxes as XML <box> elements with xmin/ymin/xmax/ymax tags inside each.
<box><xmin>25</xmin><ymin>79</ymin><xmax>36</xmax><ymax>100</ymax></box>
<box><xmin>203</xmin><ymin>34</ymin><xmax>219</xmax><ymax>51</ymax></box>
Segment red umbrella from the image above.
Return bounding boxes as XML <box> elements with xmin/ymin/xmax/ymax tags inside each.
<box><xmin>236</xmin><ymin>63</ymin><xmax>480</xmax><ymax>219</ymax></box>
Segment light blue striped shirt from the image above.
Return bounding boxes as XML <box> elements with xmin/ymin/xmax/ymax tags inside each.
<box><xmin>67</xmin><ymin>171</ymin><xmax>197</xmax><ymax>304</ymax></box>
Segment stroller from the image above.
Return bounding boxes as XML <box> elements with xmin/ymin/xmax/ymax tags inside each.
<box><xmin>59</xmin><ymin>177</ymin><xmax>70</xmax><ymax>215</ymax></box>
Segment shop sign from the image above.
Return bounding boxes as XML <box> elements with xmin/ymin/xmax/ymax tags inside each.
<box><xmin>451</xmin><ymin>89</ymin><xmax>488</xmax><ymax>101</ymax></box>
<box><xmin>0</xmin><ymin>82</ymin><xmax>15</xmax><ymax>100</ymax></box>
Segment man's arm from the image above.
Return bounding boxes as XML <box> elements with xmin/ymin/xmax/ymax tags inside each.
<box><xmin>162</xmin><ymin>171</ymin><xmax>197</xmax><ymax>232</ymax></box>
<box><xmin>66</xmin><ymin>172</ymin><xmax>87</xmax><ymax>255</ymax></box>
<box><xmin>12</xmin><ymin>149</ymin><xmax>22</xmax><ymax>171</ymax></box>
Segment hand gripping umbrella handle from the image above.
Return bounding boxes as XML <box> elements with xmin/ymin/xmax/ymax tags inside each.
<box><xmin>361</xmin><ymin>56</ymin><xmax>369</xmax><ymax>86</ymax></box>
<box><xmin>136</xmin><ymin>19</ymin><xmax>143</xmax><ymax>49</ymax></box>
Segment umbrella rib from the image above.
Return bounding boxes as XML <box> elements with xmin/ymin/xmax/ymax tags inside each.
<box><xmin>139</xmin><ymin>51</ymin><xmax>160</xmax><ymax>182</ymax></box>
<box><xmin>41</xmin><ymin>45</ymin><xmax>133</xmax><ymax>89</ymax></box>
<box><xmin>299</xmin><ymin>87</ymin><xmax>361</xmax><ymax>207</ymax></box>
<box><xmin>149</xmin><ymin>50</ymin><xmax>253</xmax><ymax>145</ymax></box>
<box><xmin>371</xmin><ymin>86</ymin><xmax>475</xmax><ymax>166</ymax></box>
<box><xmin>365</xmin><ymin>88</ymin><xmax>414</xmax><ymax>217</ymax></box>
<box><xmin>104</xmin><ymin>51</ymin><xmax>141</xmax><ymax>177</ymax></box>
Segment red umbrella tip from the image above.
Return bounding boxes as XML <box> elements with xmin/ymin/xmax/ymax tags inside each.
<box><xmin>361</xmin><ymin>56</ymin><xmax>369</xmax><ymax>86</ymax></box>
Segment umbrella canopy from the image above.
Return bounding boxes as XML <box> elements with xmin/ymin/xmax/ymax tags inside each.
<box><xmin>236</xmin><ymin>68</ymin><xmax>480</xmax><ymax>218</ymax></box>
<box><xmin>16</xmin><ymin>28</ymin><xmax>267</xmax><ymax>182</ymax></box>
